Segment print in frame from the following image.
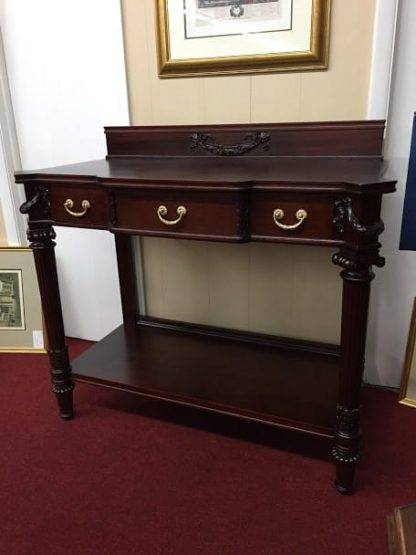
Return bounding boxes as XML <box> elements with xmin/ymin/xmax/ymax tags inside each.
<box><xmin>0</xmin><ymin>247</ymin><xmax>46</xmax><ymax>353</ymax></box>
<box><xmin>156</xmin><ymin>0</ymin><xmax>331</xmax><ymax>77</ymax></box>
<box><xmin>0</xmin><ymin>269</ymin><xmax>25</xmax><ymax>330</ymax></box>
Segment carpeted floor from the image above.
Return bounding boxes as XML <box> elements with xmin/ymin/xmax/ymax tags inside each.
<box><xmin>1</xmin><ymin>338</ymin><xmax>415</xmax><ymax>555</ymax></box>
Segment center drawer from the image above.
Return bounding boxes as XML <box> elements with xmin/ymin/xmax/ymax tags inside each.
<box><xmin>112</xmin><ymin>189</ymin><xmax>248</xmax><ymax>241</ymax></box>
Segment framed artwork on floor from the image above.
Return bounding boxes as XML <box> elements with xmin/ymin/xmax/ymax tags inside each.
<box><xmin>155</xmin><ymin>0</ymin><xmax>331</xmax><ymax>77</ymax></box>
<box><xmin>0</xmin><ymin>247</ymin><xmax>46</xmax><ymax>353</ymax></box>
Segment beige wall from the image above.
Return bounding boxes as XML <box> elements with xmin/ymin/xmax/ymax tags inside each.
<box><xmin>121</xmin><ymin>0</ymin><xmax>377</xmax><ymax>343</ymax></box>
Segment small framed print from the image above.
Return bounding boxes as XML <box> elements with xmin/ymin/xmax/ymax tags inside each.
<box><xmin>0</xmin><ymin>269</ymin><xmax>25</xmax><ymax>330</ymax></box>
<box><xmin>156</xmin><ymin>0</ymin><xmax>331</xmax><ymax>77</ymax></box>
<box><xmin>0</xmin><ymin>247</ymin><xmax>46</xmax><ymax>353</ymax></box>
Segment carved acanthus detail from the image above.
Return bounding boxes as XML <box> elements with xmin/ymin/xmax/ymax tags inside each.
<box><xmin>332</xmin><ymin>249</ymin><xmax>385</xmax><ymax>280</ymax></box>
<box><xmin>333</xmin><ymin>197</ymin><xmax>384</xmax><ymax>235</ymax></box>
<box><xmin>190</xmin><ymin>131</ymin><xmax>270</xmax><ymax>156</ymax></box>
<box><xmin>332</xmin><ymin>252</ymin><xmax>360</xmax><ymax>273</ymax></box>
<box><xmin>27</xmin><ymin>226</ymin><xmax>56</xmax><ymax>249</ymax></box>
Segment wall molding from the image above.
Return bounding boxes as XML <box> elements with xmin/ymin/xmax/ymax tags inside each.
<box><xmin>367</xmin><ymin>0</ymin><xmax>400</xmax><ymax>121</ymax></box>
<box><xmin>0</xmin><ymin>30</ymin><xmax>26</xmax><ymax>245</ymax></box>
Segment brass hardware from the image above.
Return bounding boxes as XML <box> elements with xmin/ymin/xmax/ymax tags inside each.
<box><xmin>63</xmin><ymin>199</ymin><xmax>90</xmax><ymax>217</ymax></box>
<box><xmin>157</xmin><ymin>205</ymin><xmax>187</xmax><ymax>226</ymax></box>
<box><xmin>273</xmin><ymin>208</ymin><xmax>308</xmax><ymax>230</ymax></box>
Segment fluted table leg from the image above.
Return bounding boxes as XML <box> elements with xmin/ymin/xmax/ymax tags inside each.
<box><xmin>28</xmin><ymin>222</ymin><xmax>74</xmax><ymax>419</ymax></box>
<box><xmin>332</xmin><ymin>251</ymin><xmax>374</xmax><ymax>494</ymax></box>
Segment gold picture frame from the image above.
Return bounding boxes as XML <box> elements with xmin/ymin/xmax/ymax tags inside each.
<box><xmin>0</xmin><ymin>247</ymin><xmax>46</xmax><ymax>353</ymax></box>
<box><xmin>399</xmin><ymin>298</ymin><xmax>416</xmax><ymax>408</ymax></box>
<box><xmin>156</xmin><ymin>0</ymin><xmax>331</xmax><ymax>78</ymax></box>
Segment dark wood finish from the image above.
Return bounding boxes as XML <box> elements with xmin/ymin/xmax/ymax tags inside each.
<box><xmin>251</xmin><ymin>191</ymin><xmax>338</xmax><ymax>245</ymax></box>
<box><xmin>21</xmin><ymin>219</ymin><xmax>74</xmax><ymax>419</ymax></box>
<box><xmin>387</xmin><ymin>504</ymin><xmax>416</xmax><ymax>555</ymax></box>
<box><xmin>114</xmin><ymin>234</ymin><xmax>137</xmax><ymax>325</ymax></box>
<box><xmin>48</xmin><ymin>184</ymin><xmax>108</xmax><ymax>228</ymax></box>
<box><xmin>105</xmin><ymin>121</ymin><xmax>386</xmax><ymax>158</ymax></box>
<box><xmin>20</xmin><ymin>181</ymin><xmax>110</xmax><ymax>230</ymax></box>
<box><xmin>331</xmin><ymin>276</ymin><xmax>372</xmax><ymax>494</ymax></box>
<box><xmin>15</xmin><ymin>157</ymin><xmax>394</xmax><ymax>192</ymax></box>
<box><xmin>113</xmin><ymin>189</ymin><xmax>249</xmax><ymax>241</ymax></box>
<box><xmin>71</xmin><ymin>322</ymin><xmax>339</xmax><ymax>437</ymax></box>
<box><xmin>15</xmin><ymin>121</ymin><xmax>396</xmax><ymax>494</ymax></box>
<box><xmin>137</xmin><ymin>316</ymin><xmax>340</xmax><ymax>357</ymax></box>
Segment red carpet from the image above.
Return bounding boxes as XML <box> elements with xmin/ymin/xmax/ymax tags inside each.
<box><xmin>1</xmin><ymin>339</ymin><xmax>416</xmax><ymax>555</ymax></box>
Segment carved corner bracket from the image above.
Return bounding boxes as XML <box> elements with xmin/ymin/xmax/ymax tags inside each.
<box><xmin>332</xmin><ymin>196</ymin><xmax>386</xmax><ymax>278</ymax></box>
<box><xmin>333</xmin><ymin>197</ymin><xmax>384</xmax><ymax>235</ymax></box>
<box><xmin>190</xmin><ymin>131</ymin><xmax>270</xmax><ymax>156</ymax></box>
<box><xmin>20</xmin><ymin>186</ymin><xmax>56</xmax><ymax>248</ymax></box>
<box><xmin>20</xmin><ymin>185</ymin><xmax>50</xmax><ymax>217</ymax></box>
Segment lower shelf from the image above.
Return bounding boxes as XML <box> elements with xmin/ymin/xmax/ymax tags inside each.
<box><xmin>71</xmin><ymin>322</ymin><xmax>339</xmax><ymax>438</ymax></box>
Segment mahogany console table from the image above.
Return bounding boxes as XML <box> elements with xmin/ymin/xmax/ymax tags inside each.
<box><xmin>16</xmin><ymin>121</ymin><xmax>396</xmax><ymax>494</ymax></box>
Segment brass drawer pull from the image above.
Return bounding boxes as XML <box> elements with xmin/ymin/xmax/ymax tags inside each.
<box><xmin>157</xmin><ymin>205</ymin><xmax>187</xmax><ymax>226</ymax></box>
<box><xmin>64</xmin><ymin>199</ymin><xmax>91</xmax><ymax>218</ymax></box>
<box><xmin>273</xmin><ymin>208</ymin><xmax>308</xmax><ymax>230</ymax></box>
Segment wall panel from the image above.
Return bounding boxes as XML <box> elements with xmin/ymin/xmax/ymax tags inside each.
<box><xmin>1</xmin><ymin>0</ymin><xmax>128</xmax><ymax>340</ymax></box>
<box><xmin>122</xmin><ymin>0</ymin><xmax>377</xmax><ymax>344</ymax></box>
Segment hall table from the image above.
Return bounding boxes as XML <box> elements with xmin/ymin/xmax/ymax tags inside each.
<box><xmin>16</xmin><ymin>121</ymin><xmax>396</xmax><ymax>494</ymax></box>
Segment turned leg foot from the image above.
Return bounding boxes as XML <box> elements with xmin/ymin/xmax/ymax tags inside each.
<box><xmin>332</xmin><ymin>404</ymin><xmax>361</xmax><ymax>495</ymax></box>
<box><xmin>53</xmin><ymin>383</ymin><xmax>75</xmax><ymax>420</ymax></box>
<box><xmin>334</xmin><ymin>462</ymin><xmax>356</xmax><ymax>495</ymax></box>
<box><xmin>50</xmin><ymin>347</ymin><xmax>75</xmax><ymax>420</ymax></box>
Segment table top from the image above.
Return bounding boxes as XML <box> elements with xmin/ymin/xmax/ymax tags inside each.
<box><xmin>15</xmin><ymin>155</ymin><xmax>395</xmax><ymax>193</ymax></box>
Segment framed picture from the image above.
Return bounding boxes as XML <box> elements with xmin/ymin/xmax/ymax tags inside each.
<box><xmin>0</xmin><ymin>247</ymin><xmax>46</xmax><ymax>353</ymax></box>
<box><xmin>399</xmin><ymin>298</ymin><xmax>416</xmax><ymax>408</ymax></box>
<box><xmin>156</xmin><ymin>0</ymin><xmax>331</xmax><ymax>77</ymax></box>
<box><xmin>0</xmin><ymin>269</ymin><xmax>25</xmax><ymax>330</ymax></box>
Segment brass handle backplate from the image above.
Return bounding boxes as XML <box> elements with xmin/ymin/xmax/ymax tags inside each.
<box><xmin>157</xmin><ymin>205</ymin><xmax>187</xmax><ymax>226</ymax></box>
<box><xmin>64</xmin><ymin>199</ymin><xmax>91</xmax><ymax>218</ymax></box>
<box><xmin>273</xmin><ymin>208</ymin><xmax>308</xmax><ymax>230</ymax></box>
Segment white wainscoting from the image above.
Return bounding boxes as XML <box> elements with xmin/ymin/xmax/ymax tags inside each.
<box><xmin>0</xmin><ymin>0</ymin><xmax>129</xmax><ymax>340</ymax></box>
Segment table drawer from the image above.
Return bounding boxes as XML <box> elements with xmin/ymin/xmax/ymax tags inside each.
<box><xmin>251</xmin><ymin>192</ymin><xmax>336</xmax><ymax>243</ymax></box>
<box><xmin>113</xmin><ymin>189</ymin><xmax>247</xmax><ymax>241</ymax></box>
<box><xmin>48</xmin><ymin>186</ymin><xmax>109</xmax><ymax>227</ymax></box>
